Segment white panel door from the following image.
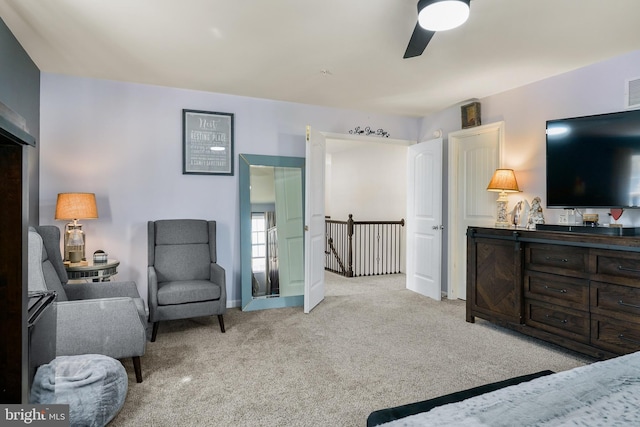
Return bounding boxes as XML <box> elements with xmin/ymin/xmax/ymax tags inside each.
<box><xmin>304</xmin><ymin>126</ymin><xmax>326</xmax><ymax>313</ymax></box>
<box><xmin>274</xmin><ymin>167</ymin><xmax>304</xmax><ymax>297</ymax></box>
<box><xmin>406</xmin><ymin>138</ymin><xmax>443</xmax><ymax>300</ymax></box>
<box><xmin>448</xmin><ymin>122</ymin><xmax>503</xmax><ymax>300</ymax></box>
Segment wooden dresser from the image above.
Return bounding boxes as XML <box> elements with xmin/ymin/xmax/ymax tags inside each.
<box><xmin>467</xmin><ymin>226</ymin><xmax>640</xmax><ymax>359</ymax></box>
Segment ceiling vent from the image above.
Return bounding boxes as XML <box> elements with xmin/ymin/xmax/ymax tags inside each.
<box><xmin>625</xmin><ymin>77</ymin><xmax>640</xmax><ymax>108</ymax></box>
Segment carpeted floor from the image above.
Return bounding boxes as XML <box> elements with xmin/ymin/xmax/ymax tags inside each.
<box><xmin>111</xmin><ymin>273</ymin><xmax>590</xmax><ymax>426</ymax></box>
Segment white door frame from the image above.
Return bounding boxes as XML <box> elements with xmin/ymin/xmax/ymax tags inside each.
<box><xmin>447</xmin><ymin>122</ymin><xmax>505</xmax><ymax>299</ymax></box>
<box><xmin>305</xmin><ymin>130</ymin><xmax>414</xmax><ymax>312</ymax></box>
<box><xmin>324</xmin><ymin>132</ymin><xmax>414</xmax><ymax>272</ymax></box>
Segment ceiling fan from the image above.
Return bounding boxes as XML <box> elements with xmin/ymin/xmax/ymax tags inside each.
<box><xmin>404</xmin><ymin>0</ymin><xmax>471</xmax><ymax>59</ymax></box>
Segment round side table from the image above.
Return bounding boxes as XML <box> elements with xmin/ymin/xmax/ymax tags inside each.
<box><xmin>64</xmin><ymin>259</ymin><xmax>120</xmax><ymax>282</ymax></box>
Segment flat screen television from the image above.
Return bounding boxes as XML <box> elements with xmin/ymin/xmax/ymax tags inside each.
<box><xmin>546</xmin><ymin>109</ymin><xmax>640</xmax><ymax>208</ymax></box>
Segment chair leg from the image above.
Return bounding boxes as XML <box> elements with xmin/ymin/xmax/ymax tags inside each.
<box><xmin>151</xmin><ymin>322</ymin><xmax>159</xmax><ymax>342</ymax></box>
<box><xmin>133</xmin><ymin>356</ymin><xmax>143</xmax><ymax>383</ymax></box>
<box><xmin>218</xmin><ymin>314</ymin><xmax>225</xmax><ymax>333</ymax></box>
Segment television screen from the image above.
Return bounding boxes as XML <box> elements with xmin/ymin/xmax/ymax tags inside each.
<box><xmin>546</xmin><ymin>109</ymin><xmax>640</xmax><ymax>208</ymax></box>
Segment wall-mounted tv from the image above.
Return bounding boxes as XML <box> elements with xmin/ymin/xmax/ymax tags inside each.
<box><xmin>546</xmin><ymin>109</ymin><xmax>640</xmax><ymax>208</ymax></box>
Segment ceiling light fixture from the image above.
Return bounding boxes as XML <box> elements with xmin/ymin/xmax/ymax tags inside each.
<box><xmin>418</xmin><ymin>0</ymin><xmax>470</xmax><ymax>32</ymax></box>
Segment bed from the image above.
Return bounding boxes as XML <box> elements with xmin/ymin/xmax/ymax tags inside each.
<box><xmin>367</xmin><ymin>351</ymin><xmax>640</xmax><ymax>426</ymax></box>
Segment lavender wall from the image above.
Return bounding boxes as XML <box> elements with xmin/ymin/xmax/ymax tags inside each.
<box><xmin>421</xmin><ymin>49</ymin><xmax>640</xmax><ymax>227</ymax></box>
<box><xmin>39</xmin><ymin>49</ymin><xmax>640</xmax><ymax>306</ymax></box>
<box><xmin>38</xmin><ymin>74</ymin><xmax>419</xmax><ymax>306</ymax></box>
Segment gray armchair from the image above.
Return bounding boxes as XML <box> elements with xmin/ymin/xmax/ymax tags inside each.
<box><xmin>28</xmin><ymin>226</ymin><xmax>147</xmax><ymax>383</ymax></box>
<box><xmin>147</xmin><ymin>219</ymin><xmax>227</xmax><ymax>342</ymax></box>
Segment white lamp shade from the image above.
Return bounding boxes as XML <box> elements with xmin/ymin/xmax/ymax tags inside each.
<box><xmin>418</xmin><ymin>0</ymin><xmax>470</xmax><ymax>32</ymax></box>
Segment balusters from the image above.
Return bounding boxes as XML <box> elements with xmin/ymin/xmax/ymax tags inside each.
<box><xmin>325</xmin><ymin>214</ymin><xmax>405</xmax><ymax>277</ymax></box>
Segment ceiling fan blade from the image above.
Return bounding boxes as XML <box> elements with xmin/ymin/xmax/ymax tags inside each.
<box><xmin>403</xmin><ymin>22</ymin><xmax>435</xmax><ymax>59</ymax></box>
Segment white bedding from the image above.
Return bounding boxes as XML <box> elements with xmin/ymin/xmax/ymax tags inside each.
<box><xmin>381</xmin><ymin>351</ymin><xmax>640</xmax><ymax>426</ymax></box>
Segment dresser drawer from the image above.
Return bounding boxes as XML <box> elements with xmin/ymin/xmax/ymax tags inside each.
<box><xmin>591</xmin><ymin>281</ymin><xmax>640</xmax><ymax>320</ymax></box>
<box><xmin>525</xmin><ymin>299</ymin><xmax>589</xmax><ymax>343</ymax></box>
<box><xmin>525</xmin><ymin>244</ymin><xmax>588</xmax><ymax>276</ymax></box>
<box><xmin>524</xmin><ymin>271</ymin><xmax>588</xmax><ymax>310</ymax></box>
<box><xmin>591</xmin><ymin>314</ymin><xmax>640</xmax><ymax>354</ymax></box>
<box><xmin>593</xmin><ymin>250</ymin><xmax>640</xmax><ymax>283</ymax></box>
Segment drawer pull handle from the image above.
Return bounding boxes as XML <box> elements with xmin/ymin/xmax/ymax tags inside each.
<box><xmin>618</xmin><ymin>300</ymin><xmax>640</xmax><ymax>310</ymax></box>
<box><xmin>545</xmin><ymin>256</ymin><xmax>568</xmax><ymax>263</ymax></box>
<box><xmin>545</xmin><ymin>315</ymin><xmax>568</xmax><ymax>324</ymax></box>
<box><xmin>617</xmin><ymin>265</ymin><xmax>640</xmax><ymax>273</ymax></box>
<box><xmin>544</xmin><ymin>285</ymin><xmax>568</xmax><ymax>294</ymax></box>
<box><xmin>618</xmin><ymin>334</ymin><xmax>640</xmax><ymax>346</ymax></box>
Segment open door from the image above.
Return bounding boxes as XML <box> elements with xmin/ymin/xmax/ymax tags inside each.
<box><xmin>406</xmin><ymin>138</ymin><xmax>443</xmax><ymax>300</ymax></box>
<box><xmin>304</xmin><ymin>126</ymin><xmax>326</xmax><ymax>313</ymax></box>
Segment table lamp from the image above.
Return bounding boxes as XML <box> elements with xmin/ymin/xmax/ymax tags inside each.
<box><xmin>55</xmin><ymin>192</ymin><xmax>98</xmax><ymax>262</ymax></box>
<box><xmin>487</xmin><ymin>169</ymin><xmax>520</xmax><ymax>228</ymax></box>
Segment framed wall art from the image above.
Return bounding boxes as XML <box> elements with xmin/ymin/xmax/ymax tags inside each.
<box><xmin>461</xmin><ymin>102</ymin><xmax>481</xmax><ymax>129</ymax></box>
<box><xmin>182</xmin><ymin>109</ymin><xmax>235</xmax><ymax>175</ymax></box>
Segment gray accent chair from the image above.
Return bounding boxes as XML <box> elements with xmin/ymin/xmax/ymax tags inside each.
<box><xmin>29</xmin><ymin>226</ymin><xmax>147</xmax><ymax>383</ymax></box>
<box><xmin>147</xmin><ymin>219</ymin><xmax>227</xmax><ymax>342</ymax></box>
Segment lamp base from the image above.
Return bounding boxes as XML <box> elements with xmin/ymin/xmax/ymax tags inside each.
<box><xmin>64</xmin><ymin>222</ymin><xmax>86</xmax><ymax>262</ymax></box>
<box><xmin>68</xmin><ymin>251</ymin><xmax>83</xmax><ymax>263</ymax></box>
<box><xmin>495</xmin><ymin>198</ymin><xmax>510</xmax><ymax>228</ymax></box>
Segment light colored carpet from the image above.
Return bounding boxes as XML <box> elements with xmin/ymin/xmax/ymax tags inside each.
<box><xmin>111</xmin><ymin>273</ymin><xmax>590</xmax><ymax>426</ymax></box>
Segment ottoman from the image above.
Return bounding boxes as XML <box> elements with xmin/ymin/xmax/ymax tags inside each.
<box><xmin>30</xmin><ymin>354</ymin><xmax>128</xmax><ymax>427</ymax></box>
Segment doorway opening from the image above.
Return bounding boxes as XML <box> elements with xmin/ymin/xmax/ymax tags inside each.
<box><xmin>324</xmin><ymin>133</ymin><xmax>413</xmax><ymax>276</ymax></box>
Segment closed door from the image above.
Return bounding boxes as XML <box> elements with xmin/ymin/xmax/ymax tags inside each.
<box><xmin>448</xmin><ymin>122</ymin><xmax>504</xmax><ymax>300</ymax></box>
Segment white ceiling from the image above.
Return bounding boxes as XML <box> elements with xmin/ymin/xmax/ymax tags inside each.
<box><xmin>2</xmin><ymin>0</ymin><xmax>640</xmax><ymax>117</ymax></box>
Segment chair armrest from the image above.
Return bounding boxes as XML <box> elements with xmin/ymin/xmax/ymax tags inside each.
<box><xmin>55</xmin><ymin>298</ymin><xmax>146</xmax><ymax>360</ymax></box>
<box><xmin>210</xmin><ymin>263</ymin><xmax>225</xmax><ymax>287</ymax></box>
<box><xmin>65</xmin><ymin>281</ymin><xmax>148</xmax><ymax>321</ymax></box>
<box><xmin>65</xmin><ymin>280</ymin><xmax>141</xmax><ymax>300</ymax></box>
<box><xmin>210</xmin><ymin>263</ymin><xmax>227</xmax><ymax>311</ymax></box>
<box><xmin>148</xmin><ymin>266</ymin><xmax>159</xmax><ymax>321</ymax></box>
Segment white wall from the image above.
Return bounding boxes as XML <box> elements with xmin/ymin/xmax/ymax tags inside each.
<box><xmin>325</xmin><ymin>142</ymin><xmax>408</xmax><ymax>274</ymax></box>
<box><xmin>421</xmin><ymin>49</ymin><xmax>640</xmax><ymax>227</ymax></box>
<box><xmin>39</xmin><ymin>73</ymin><xmax>419</xmax><ymax>306</ymax></box>
<box><xmin>327</xmin><ymin>143</ymin><xmax>407</xmax><ymax>221</ymax></box>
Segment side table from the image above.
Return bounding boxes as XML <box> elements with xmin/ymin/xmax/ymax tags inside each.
<box><xmin>64</xmin><ymin>259</ymin><xmax>120</xmax><ymax>282</ymax></box>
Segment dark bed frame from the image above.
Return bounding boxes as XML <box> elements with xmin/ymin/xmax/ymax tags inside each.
<box><xmin>366</xmin><ymin>370</ymin><xmax>554</xmax><ymax>426</ymax></box>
